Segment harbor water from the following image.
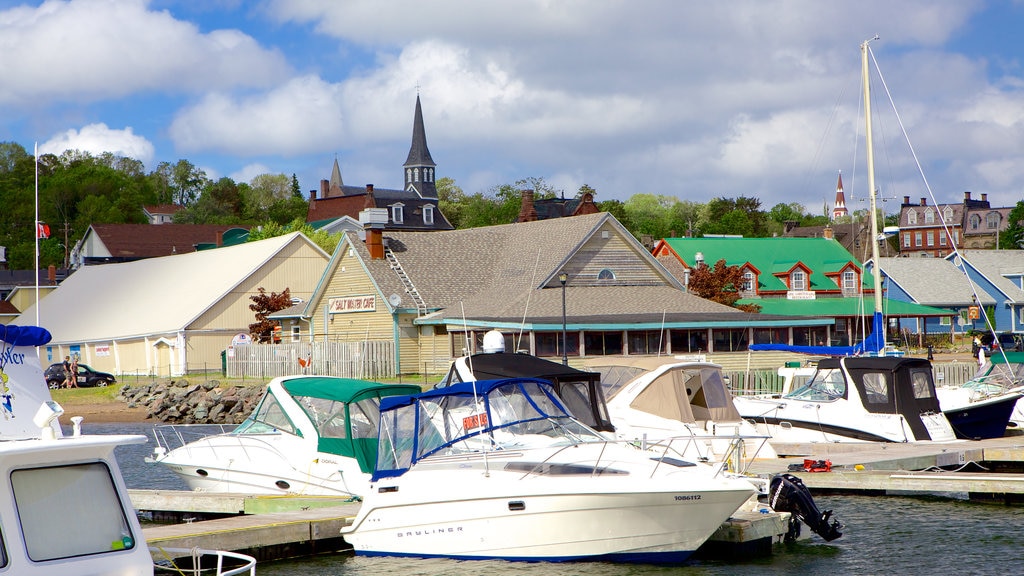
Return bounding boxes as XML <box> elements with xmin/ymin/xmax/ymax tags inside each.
<box><xmin>92</xmin><ymin>422</ymin><xmax>1024</xmax><ymax>576</ymax></box>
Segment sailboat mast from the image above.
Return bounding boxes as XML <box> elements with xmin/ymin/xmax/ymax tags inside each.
<box><xmin>861</xmin><ymin>37</ymin><xmax>885</xmax><ymax>347</ymax></box>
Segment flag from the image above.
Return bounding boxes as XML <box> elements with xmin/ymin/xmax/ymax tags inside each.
<box><xmin>36</xmin><ymin>222</ymin><xmax>50</xmax><ymax>239</ymax></box>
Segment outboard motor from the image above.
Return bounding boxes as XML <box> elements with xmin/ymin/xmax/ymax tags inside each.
<box><xmin>769</xmin><ymin>473</ymin><xmax>843</xmax><ymax>542</ymax></box>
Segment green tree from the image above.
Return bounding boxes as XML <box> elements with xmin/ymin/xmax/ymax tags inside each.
<box><xmin>1000</xmin><ymin>201</ymin><xmax>1024</xmax><ymax>249</ymax></box>
<box><xmin>436</xmin><ymin>176</ymin><xmax>466</xmax><ymax>228</ymax></box>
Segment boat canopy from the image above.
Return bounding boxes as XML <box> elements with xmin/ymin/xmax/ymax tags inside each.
<box><xmin>621</xmin><ymin>363</ymin><xmax>742</xmax><ymax>425</ymax></box>
<box><xmin>441</xmin><ymin>352</ymin><xmax>614</xmax><ymax>432</ymax></box>
<box><xmin>374</xmin><ymin>377</ymin><xmax>598</xmax><ymax>481</ymax></box>
<box><xmin>277</xmin><ymin>377</ymin><xmax>421</xmax><ymax>474</ymax></box>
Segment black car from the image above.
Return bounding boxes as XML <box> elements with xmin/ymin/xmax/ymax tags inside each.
<box><xmin>44</xmin><ymin>362</ymin><xmax>117</xmax><ymax>388</ymax></box>
<box><xmin>998</xmin><ymin>332</ymin><xmax>1023</xmax><ymax>352</ymax></box>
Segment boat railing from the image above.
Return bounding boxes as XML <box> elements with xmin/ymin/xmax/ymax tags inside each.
<box><xmin>151</xmin><ymin>546</ymin><xmax>256</xmax><ymax>576</ymax></box>
<box><xmin>149</xmin><ymin>424</ymin><xmax>236</xmax><ymax>456</ymax></box>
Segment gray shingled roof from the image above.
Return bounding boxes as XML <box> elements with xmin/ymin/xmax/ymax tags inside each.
<box><xmin>340</xmin><ymin>213</ymin><xmax>750</xmax><ymax>325</ymax></box>
<box><xmin>954</xmin><ymin>250</ymin><xmax>1024</xmax><ymax>303</ymax></box>
<box><xmin>874</xmin><ymin>257</ymin><xmax>996</xmax><ymax>306</ymax></box>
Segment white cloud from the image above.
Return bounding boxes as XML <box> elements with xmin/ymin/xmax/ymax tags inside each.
<box><xmin>168</xmin><ymin>75</ymin><xmax>346</xmax><ymax>155</ymax></box>
<box><xmin>39</xmin><ymin>123</ymin><xmax>155</xmax><ymax>163</ymax></box>
<box><xmin>230</xmin><ymin>163</ymin><xmax>273</xmax><ymax>184</ymax></box>
<box><xmin>0</xmin><ymin>0</ymin><xmax>290</xmax><ymax>105</ymax></box>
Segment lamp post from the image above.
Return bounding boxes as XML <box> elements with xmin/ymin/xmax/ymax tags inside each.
<box><xmin>559</xmin><ymin>271</ymin><xmax>568</xmax><ymax>365</ymax></box>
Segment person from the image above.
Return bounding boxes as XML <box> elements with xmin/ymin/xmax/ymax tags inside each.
<box><xmin>67</xmin><ymin>355</ymin><xmax>79</xmax><ymax>388</ymax></box>
<box><xmin>62</xmin><ymin>356</ymin><xmax>72</xmax><ymax>389</ymax></box>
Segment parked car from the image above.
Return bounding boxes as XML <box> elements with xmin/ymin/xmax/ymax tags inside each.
<box><xmin>44</xmin><ymin>362</ymin><xmax>116</xmax><ymax>388</ymax></box>
<box><xmin>998</xmin><ymin>332</ymin><xmax>1023</xmax><ymax>352</ymax></box>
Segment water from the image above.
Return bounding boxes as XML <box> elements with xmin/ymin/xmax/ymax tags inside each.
<box><xmin>92</xmin><ymin>422</ymin><xmax>1024</xmax><ymax>576</ymax></box>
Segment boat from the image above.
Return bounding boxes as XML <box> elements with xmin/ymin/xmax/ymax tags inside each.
<box><xmin>148</xmin><ymin>375</ymin><xmax>421</xmax><ymax>496</ymax></box>
<box><xmin>935</xmin><ymin>380</ymin><xmax>1022</xmax><ymax>439</ymax></box>
<box><xmin>733</xmin><ymin>356</ymin><xmax>956</xmax><ymax>444</ymax></box>
<box><xmin>0</xmin><ymin>324</ymin><xmax>255</xmax><ymax>575</ymax></box>
<box><xmin>956</xmin><ymin>351</ymin><xmax>1024</xmax><ymax>430</ymax></box>
<box><xmin>342</xmin><ymin>377</ymin><xmax>758</xmax><ymax>563</ymax></box>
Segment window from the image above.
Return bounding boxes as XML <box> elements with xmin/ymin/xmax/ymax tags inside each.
<box><xmin>944</xmin><ymin>206</ymin><xmax>954</xmax><ymax>221</ymax></box>
<box><xmin>843</xmin><ymin>270</ymin><xmax>857</xmax><ymax>291</ymax></box>
<box><xmin>940</xmin><ymin>233</ymin><xmax>947</xmax><ymax>246</ymax></box>
<box><xmin>862</xmin><ymin>373</ymin><xmax>889</xmax><ymax>404</ymax></box>
<box><xmin>987</xmin><ymin>212</ymin><xmax>1001</xmax><ymax>229</ymax></box>
<box><xmin>583</xmin><ymin>331</ymin><xmax>622</xmax><ymax>355</ymax></box>
<box><xmin>536</xmin><ymin>331</ymin><xmax>580</xmax><ymax>357</ymax></box>
<box><xmin>924</xmin><ymin>209</ymin><xmax>934</xmax><ymax>224</ymax></box>
<box><xmin>670</xmin><ymin>329</ymin><xmax>708</xmax><ymax>353</ymax></box>
<box><xmin>914</xmin><ymin>232</ymin><xmax>922</xmax><ymax>247</ymax></box>
<box><xmin>910</xmin><ymin>370</ymin><xmax>934</xmax><ymax>399</ymax></box>
<box><xmin>970</xmin><ymin>214</ymin><xmax>981</xmax><ymax>230</ymax></box>
<box><xmin>926</xmin><ymin>231</ymin><xmax>934</xmax><ymax>246</ymax></box>
<box><xmin>406</xmin><ymin>168</ymin><xmax>412</xmax><ymax>183</ymax></box>
<box><xmin>939</xmin><ymin>316</ymin><xmax>951</xmax><ymax>326</ymax></box>
<box><xmin>790</xmin><ymin>270</ymin><xmax>806</xmax><ymax>291</ymax></box>
<box><xmin>13</xmin><ymin>462</ymin><xmax>136</xmax><ymax>562</ymax></box>
<box><xmin>627</xmin><ymin>330</ymin><xmax>667</xmax><ymax>355</ymax></box>
<box><xmin>903</xmin><ymin>233</ymin><xmax>911</xmax><ymax>248</ymax></box>
<box><xmin>291</xmin><ymin>325</ymin><xmax>301</xmax><ymax>343</ymax></box>
<box><xmin>712</xmin><ymin>328</ymin><xmax>748</xmax><ymax>352</ymax></box>
<box><xmin>907</xmin><ymin>210</ymin><xmax>917</xmax><ymax>224</ymax></box>
<box><xmin>742</xmin><ymin>270</ymin><xmax>755</xmax><ymax>292</ymax></box>
<box><xmin>237</xmin><ymin>392</ymin><xmax>299</xmax><ymax>435</ymax></box>
<box><xmin>423</xmin><ymin>204</ymin><xmax>435</xmax><ymax>225</ymax></box>
<box><xmin>413</xmin><ymin>168</ymin><xmax>420</xmax><ymax>182</ymax></box>
<box><xmin>391</xmin><ymin>203</ymin><xmax>405</xmax><ymax>224</ymax></box>
<box><xmin>953</xmin><ymin>230</ymin><xmax>959</xmax><ymax>244</ymax></box>
<box><xmin>598</xmin><ymin>268</ymin><xmax>616</xmax><ymax>281</ymax></box>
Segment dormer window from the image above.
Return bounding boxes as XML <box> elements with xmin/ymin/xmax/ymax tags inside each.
<box><xmin>943</xmin><ymin>206</ymin><xmax>954</xmax><ymax>222</ymax></box>
<box><xmin>970</xmin><ymin>214</ymin><xmax>981</xmax><ymax>230</ymax></box>
<box><xmin>424</xmin><ymin>204</ymin><xmax>434</xmax><ymax>225</ymax></box>
<box><xmin>742</xmin><ymin>270</ymin><xmax>755</xmax><ymax>292</ymax></box>
<box><xmin>924</xmin><ymin>209</ymin><xmax>934</xmax><ymax>224</ymax></box>
<box><xmin>391</xmin><ymin>203</ymin><xmax>405</xmax><ymax>224</ymax></box>
<box><xmin>843</xmin><ymin>269</ymin><xmax>857</xmax><ymax>292</ymax></box>
<box><xmin>907</xmin><ymin>210</ymin><xmax>917</xmax><ymax>225</ymax></box>
<box><xmin>790</xmin><ymin>270</ymin><xmax>807</xmax><ymax>291</ymax></box>
<box><xmin>987</xmin><ymin>212</ymin><xmax>1001</xmax><ymax>229</ymax></box>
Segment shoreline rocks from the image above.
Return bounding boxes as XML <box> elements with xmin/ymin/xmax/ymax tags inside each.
<box><xmin>117</xmin><ymin>379</ymin><xmax>264</xmax><ymax>424</ymax></box>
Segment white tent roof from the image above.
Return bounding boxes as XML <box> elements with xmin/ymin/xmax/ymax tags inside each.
<box><xmin>15</xmin><ymin>232</ymin><xmax>319</xmax><ymax>343</ymax></box>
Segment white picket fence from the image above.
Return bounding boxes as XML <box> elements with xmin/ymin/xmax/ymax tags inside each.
<box><xmin>226</xmin><ymin>341</ymin><xmax>395</xmax><ymax>380</ymax></box>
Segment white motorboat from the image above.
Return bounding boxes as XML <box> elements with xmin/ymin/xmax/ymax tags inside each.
<box><xmin>343</xmin><ymin>377</ymin><xmax>757</xmax><ymax>563</ymax></box>
<box><xmin>951</xmin><ymin>351</ymin><xmax>1024</xmax><ymax>431</ymax></box>
<box><xmin>733</xmin><ymin>356</ymin><xmax>957</xmax><ymax>444</ymax></box>
<box><xmin>0</xmin><ymin>324</ymin><xmax>255</xmax><ymax>575</ymax></box>
<box><xmin>148</xmin><ymin>375</ymin><xmax>420</xmax><ymax>496</ymax></box>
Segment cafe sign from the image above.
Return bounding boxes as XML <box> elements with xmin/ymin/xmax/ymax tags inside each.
<box><xmin>329</xmin><ymin>295</ymin><xmax>376</xmax><ymax>314</ymax></box>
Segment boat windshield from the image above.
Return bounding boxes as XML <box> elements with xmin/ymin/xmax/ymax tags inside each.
<box><xmin>785</xmin><ymin>368</ymin><xmax>846</xmax><ymax>401</ymax></box>
<box><xmin>232</xmin><ymin>390</ymin><xmax>300</xmax><ymax>436</ymax></box>
<box><xmin>966</xmin><ymin>361</ymin><xmax>1024</xmax><ymax>394</ymax></box>
<box><xmin>377</xmin><ymin>380</ymin><xmax>605</xmax><ymax>474</ymax></box>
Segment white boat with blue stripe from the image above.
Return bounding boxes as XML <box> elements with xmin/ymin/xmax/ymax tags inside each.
<box><xmin>342</xmin><ymin>377</ymin><xmax>755</xmax><ymax>564</ymax></box>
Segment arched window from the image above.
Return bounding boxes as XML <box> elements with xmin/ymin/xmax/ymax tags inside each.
<box><xmin>391</xmin><ymin>203</ymin><xmax>405</xmax><ymax>224</ymax></box>
<box><xmin>598</xmin><ymin>269</ymin><xmax>616</xmax><ymax>281</ymax></box>
<box><xmin>423</xmin><ymin>204</ymin><xmax>434</xmax><ymax>225</ymax></box>
<box><xmin>970</xmin><ymin>214</ymin><xmax>981</xmax><ymax>230</ymax></box>
<box><xmin>924</xmin><ymin>209</ymin><xmax>934</xmax><ymax>224</ymax></box>
<box><xmin>943</xmin><ymin>206</ymin><xmax>954</xmax><ymax>222</ymax></box>
<box><xmin>406</xmin><ymin>168</ymin><xmax>412</xmax><ymax>183</ymax></box>
<box><xmin>987</xmin><ymin>212</ymin><xmax>1001</xmax><ymax>229</ymax></box>
<box><xmin>907</xmin><ymin>210</ymin><xmax>917</xmax><ymax>224</ymax></box>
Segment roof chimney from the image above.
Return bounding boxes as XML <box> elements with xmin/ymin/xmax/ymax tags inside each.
<box><xmin>964</xmin><ymin>191</ymin><xmax>972</xmax><ymax>201</ymax></box>
<box><xmin>981</xmin><ymin>193</ymin><xmax>988</xmax><ymax>202</ymax></box>
<box><xmin>365</xmin><ymin>228</ymin><xmax>384</xmax><ymax>259</ymax></box>
<box><xmin>920</xmin><ymin>198</ymin><xmax>927</xmax><ymax>206</ymax></box>
<box><xmin>903</xmin><ymin>195</ymin><xmax>910</xmax><ymax>205</ymax></box>
<box><xmin>365</xmin><ymin>184</ymin><xmax>376</xmax><ymax>209</ymax></box>
<box><xmin>518</xmin><ymin>189</ymin><xmax>538</xmax><ymax>222</ymax></box>
<box><xmin>320</xmin><ymin>179</ymin><xmax>330</xmax><ymax>199</ymax></box>
<box><xmin>47</xmin><ymin>265</ymin><xmax>56</xmax><ymax>285</ymax></box>
<box><xmin>823</xmin><ymin>226</ymin><xmax>834</xmax><ymax>240</ymax></box>
<box><xmin>309</xmin><ymin>189</ymin><xmax>317</xmax><ymax>201</ymax></box>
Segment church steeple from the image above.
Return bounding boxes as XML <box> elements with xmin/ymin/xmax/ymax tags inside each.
<box><xmin>831</xmin><ymin>171</ymin><xmax>848</xmax><ymax>220</ymax></box>
<box><xmin>329</xmin><ymin>156</ymin><xmax>344</xmax><ymax>197</ymax></box>
<box><xmin>403</xmin><ymin>94</ymin><xmax>437</xmax><ymax>199</ymax></box>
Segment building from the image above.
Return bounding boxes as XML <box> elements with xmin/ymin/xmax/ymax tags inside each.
<box><xmin>831</xmin><ymin>172</ymin><xmax>848</xmax><ymax>220</ymax></box>
<box><xmin>305</xmin><ymin>95</ymin><xmax>454</xmax><ymax>232</ymax></box>
<box><xmin>516</xmin><ymin>189</ymin><xmax>600</xmax><ymax>222</ymax></box>
<box><xmin>71</xmin><ymin>223</ymin><xmax>249</xmax><ymax>268</ymax></box>
<box><xmin>286</xmin><ymin>212</ymin><xmax>832</xmax><ymax>374</ymax></box>
<box><xmin>142</xmin><ymin>204</ymin><xmax>183</xmax><ymax>224</ymax></box>
<box><xmin>14</xmin><ymin>233</ymin><xmax>329</xmax><ymax>377</ymax></box>
<box><xmin>654</xmin><ymin>236</ymin><xmax>952</xmax><ymax>347</ymax></box>
<box><xmin>946</xmin><ymin>250</ymin><xmax>1024</xmax><ymax>333</ymax></box>
<box><xmin>898</xmin><ymin>191</ymin><xmax>1013</xmax><ymax>257</ymax></box>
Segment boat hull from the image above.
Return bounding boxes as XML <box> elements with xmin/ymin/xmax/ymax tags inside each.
<box><xmin>345</xmin><ymin>463</ymin><xmax>753</xmax><ymax>563</ymax></box>
<box><xmin>943</xmin><ymin>395</ymin><xmax>1019</xmax><ymax>439</ymax></box>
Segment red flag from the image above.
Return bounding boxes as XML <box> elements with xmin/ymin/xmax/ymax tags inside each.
<box><xmin>36</xmin><ymin>222</ymin><xmax>50</xmax><ymax>239</ymax></box>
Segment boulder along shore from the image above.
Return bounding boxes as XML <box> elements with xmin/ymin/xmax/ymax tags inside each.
<box><xmin>60</xmin><ymin>379</ymin><xmax>265</xmax><ymax>425</ymax></box>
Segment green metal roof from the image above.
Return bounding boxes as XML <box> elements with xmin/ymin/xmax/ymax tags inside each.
<box><xmin>664</xmin><ymin>237</ymin><xmax>874</xmax><ymax>293</ymax></box>
<box><xmin>737</xmin><ymin>297</ymin><xmax>954</xmax><ymax>317</ymax></box>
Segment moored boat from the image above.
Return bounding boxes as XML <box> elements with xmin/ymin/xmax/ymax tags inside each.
<box><xmin>147</xmin><ymin>375</ymin><xmax>420</xmax><ymax>496</ymax></box>
<box><xmin>342</xmin><ymin>377</ymin><xmax>756</xmax><ymax>563</ymax></box>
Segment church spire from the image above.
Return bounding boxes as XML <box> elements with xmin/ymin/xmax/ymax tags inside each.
<box><xmin>403</xmin><ymin>94</ymin><xmax>437</xmax><ymax>199</ymax></box>
<box><xmin>831</xmin><ymin>171</ymin><xmax>848</xmax><ymax>220</ymax></box>
<box><xmin>328</xmin><ymin>156</ymin><xmax>344</xmax><ymax>197</ymax></box>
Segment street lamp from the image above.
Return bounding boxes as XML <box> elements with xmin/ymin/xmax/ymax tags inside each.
<box><xmin>559</xmin><ymin>271</ymin><xmax>568</xmax><ymax>365</ymax></box>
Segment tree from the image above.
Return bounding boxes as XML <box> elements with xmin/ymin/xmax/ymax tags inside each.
<box><xmin>1000</xmin><ymin>201</ymin><xmax>1024</xmax><ymax>249</ymax></box>
<box><xmin>687</xmin><ymin>259</ymin><xmax>761</xmax><ymax>312</ymax></box>
<box><xmin>248</xmin><ymin>287</ymin><xmax>292</xmax><ymax>343</ymax></box>
<box><xmin>700</xmin><ymin>196</ymin><xmax>769</xmax><ymax>237</ymax></box>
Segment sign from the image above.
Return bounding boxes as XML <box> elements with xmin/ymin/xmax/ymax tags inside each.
<box><xmin>231</xmin><ymin>333</ymin><xmax>252</xmax><ymax>346</ymax></box>
<box><xmin>329</xmin><ymin>295</ymin><xmax>376</xmax><ymax>314</ymax></box>
<box><xmin>95</xmin><ymin>343</ymin><xmax>110</xmax><ymax>357</ymax></box>
<box><xmin>463</xmin><ymin>413</ymin><xmax>488</xmax><ymax>431</ymax></box>
<box><xmin>968</xmin><ymin>306</ymin><xmax>980</xmax><ymax>320</ymax></box>
<box><xmin>786</xmin><ymin>291</ymin><xmax>817</xmax><ymax>300</ymax></box>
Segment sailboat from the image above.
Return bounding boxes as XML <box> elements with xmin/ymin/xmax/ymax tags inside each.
<box><xmin>734</xmin><ymin>38</ymin><xmax>960</xmax><ymax>445</ymax></box>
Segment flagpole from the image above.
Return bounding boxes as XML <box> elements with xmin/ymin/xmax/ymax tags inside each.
<box><xmin>34</xmin><ymin>142</ymin><xmax>39</xmax><ymax>327</ymax></box>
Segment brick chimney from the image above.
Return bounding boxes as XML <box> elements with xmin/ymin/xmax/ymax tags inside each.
<box><xmin>320</xmin><ymin>179</ymin><xmax>330</xmax><ymax>199</ymax></box>
<box><xmin>518</xmin><ymin>189</ymin><xmax>538</xmax><ymax>222</ymax></box>
<box><xmin>964</xmin><ymin>191</ymin><xmax>972</xmax><ymax>201</ymax></box>
<box><xmin>903</xmin><ymin>196</ymin><xmax>910</xmax><ymax>205</ymax></box>
<box><xmin>981</xmin><ymin>193</ymin><xmax>987</xmax><ymax>202</ymax></box>
<box><xmin>823</xmin><ymin>226</ymin><xmax>834</xmax><ymax>240</ymax></box>
<box><xmin>47</xmin><ymin>265</ymin><xmax>56</xmax><ymax>285</ymax></box>
<box><xmin>309</xmin><ymin>189</ymin><xmax>317</xmax><ymax>201</ymax></box>
<box><xmin>365</xmin><ymin>184</ymin><xmax>376</xmax><ymax>209</ymax></box>
<box><xmin>365</xmin><ymin>228</ymin><xmax>384</xmax><ymax>259</ymax></box>
<box><xmin>920</xmin><ymin>198</ymin><xmax>927</xmax><ymax>206</ymax></box>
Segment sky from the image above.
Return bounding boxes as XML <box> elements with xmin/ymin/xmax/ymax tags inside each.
<box><xmin>3</xmin><ymin>0</ymin><xmax>1024</xmax><ymax>215</ymax></box>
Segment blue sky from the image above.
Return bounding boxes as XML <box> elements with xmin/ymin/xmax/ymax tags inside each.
<box><xmin>3</xmin><ymin>0</ymin><xmax>1024</xmax><ymax>214</ymax></box>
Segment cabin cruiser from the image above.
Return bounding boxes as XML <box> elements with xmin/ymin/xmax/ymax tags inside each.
<box><xmin>0</xmin><ymin>324</ymin><xmax>254</xmax><ymax>575</ymax></box>
<box><xmin>956</xmin><ymin>352</ymin><xmax>1024</xmax><ymax>430</ymax></box>
<box><xmin>148</xmin><ymin>375</ymin><xmax>420</xmax><ymax>496</ymax></box>
<box><xmin>342</xmin><ymin>377</ymin><xmax>757</xmax><ymax>563</ymax></box>
<box><xmin>733</xmin><ymin>356</ymin><xmax>957</xmax><ymax>445</ymax></box>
